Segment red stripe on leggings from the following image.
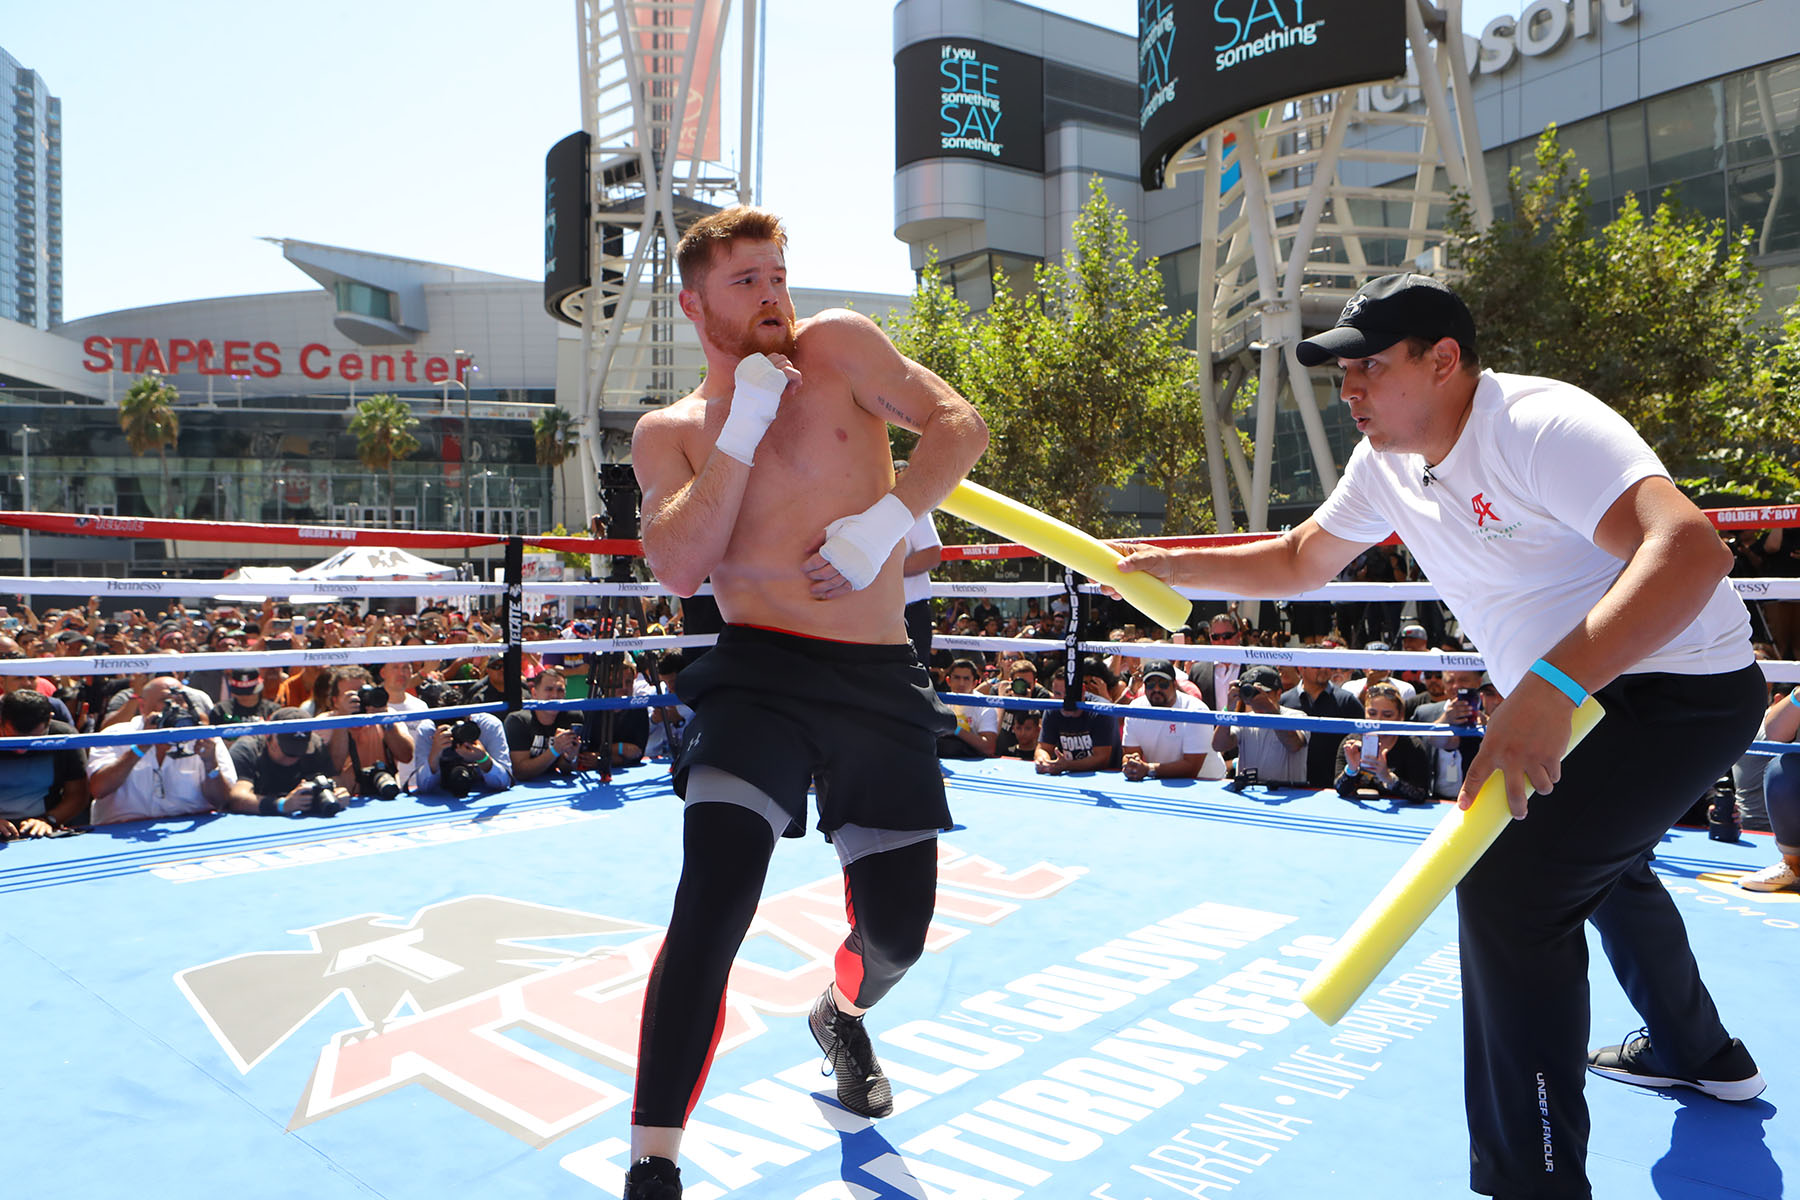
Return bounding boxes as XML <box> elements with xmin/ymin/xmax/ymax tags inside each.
<box><xmin>682</xmin><ymin>986</ymin><xmax>732</xmax><ymax>1125</ymax></box>
<box><xmin>835</xmin><ymin>867</ymin><xmax>866</xmax><ymax>1004</ymax></box>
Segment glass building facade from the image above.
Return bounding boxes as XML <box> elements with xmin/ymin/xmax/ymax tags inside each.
<box><xmin>1</xmin><ymin>382</ymin><xmax>558</xmax><ymax>577</ymax></box>
<box><xmin>1</xmin><ymin>46</ymin><xmax>60</xmax><ymax>330</ymax></box>
<box><xmin>1484</xmin><ymin>53</ymin><xmax>1800</xmax><ymax>314</ymax></box>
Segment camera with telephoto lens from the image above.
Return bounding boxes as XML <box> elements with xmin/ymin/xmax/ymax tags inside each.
<box><xmin>357</xmin><ymin>762</ymin><xmax>401</xmax><ymax>801</ymax></box>
<box><xmin>438</xmin><ymin>752</ymin><xmax>486</xmax><ymax>798</ymax></box>
<box><xmin>356</xmin><ymin>684</ymin><xmax>389</xmax><ymax>711</ymax></box>
<box><xmin>302</xmin><ymin>774</ymin><xmax>343</xmax><ymax>817</ymax></box>
<box><xmin>437</xmin><ymin>720</ymin><xmax>488</xmax><ymax>797</ymax></box>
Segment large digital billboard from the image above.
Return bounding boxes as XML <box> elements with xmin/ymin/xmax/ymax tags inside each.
<box><xmin>1139</xmin><ymin>0</ymin><xmax>1407</xmax><ymax>190</ymax></box>
<box><xmin>895</xmin><ymin>38</ymin><xmax>1045</xmax><ymax>173</ymax></box>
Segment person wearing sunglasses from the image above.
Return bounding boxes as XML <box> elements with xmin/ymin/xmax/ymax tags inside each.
<box><xmin>1187</xmin><ymin>612</ymin><xmax>1246</xmax><ymax>709</ymax></box>
<box><xmin>1120</xmin><ymin>660</ymin><xmax>1224</xmax><ymax>782</ymax></box>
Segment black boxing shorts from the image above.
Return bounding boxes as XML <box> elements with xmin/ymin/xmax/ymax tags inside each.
<box><xmin>671</xmin><ymin>624</ymin><xmax>956</xmax><ymax>838</ymax></box>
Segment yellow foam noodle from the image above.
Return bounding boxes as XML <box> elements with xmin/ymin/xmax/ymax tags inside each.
<box><xmin>940</xmin><ymin>480</ymin><xmax>1193</xmax><ymax>632</ymax></box>
<box><xmin>1299</xmin><ymin>696</ymin><xmax>1606</xmax><ymax>1025</ymax></box>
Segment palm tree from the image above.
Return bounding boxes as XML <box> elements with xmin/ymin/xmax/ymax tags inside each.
<box><xmin>348</xmin><ymin>394</ymin><xmax>421</xmax><ymax>528</ymax></box>
<box><xmin>119</xmin><ymin>372</ymin><xmax>182</xmax><ymax>561</ymax></box>
<box><xmin>532</xmin><ymin>405</ymin><xmax>581</xmax><ymax>530</ymax></box>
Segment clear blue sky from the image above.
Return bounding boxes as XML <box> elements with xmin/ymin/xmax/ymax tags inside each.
<box><xmin>7</xmin><ymin>0</ymin><xmax>1518</xmax><ymax>321</ymax></box>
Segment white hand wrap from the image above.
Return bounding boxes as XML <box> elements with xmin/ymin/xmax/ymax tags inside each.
<box><xmin>714</xmin><ymin>353</ymin><xmax>789</xmax><ymax>465</ymax></box>
<box><xmin>819</xmin><ymin>493</ymin><xmax>915</xmax><ymax>591</ymax></box>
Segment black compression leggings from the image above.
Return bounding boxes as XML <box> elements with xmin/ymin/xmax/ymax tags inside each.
<box><xmin>630</xmin><ymin>801</ymin><xmax>937</xmax><ymax>1128</ymax></box>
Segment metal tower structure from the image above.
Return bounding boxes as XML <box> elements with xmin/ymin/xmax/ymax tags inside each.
<box><xmin>570</xmin><ymin>0</ymin><xmax>760</xmax><ymax>523</ymax></box>
<box><xmin>1164</xmin><ymin>0</ymin><xmax>1492</xmax><ymax>533</ymax></box>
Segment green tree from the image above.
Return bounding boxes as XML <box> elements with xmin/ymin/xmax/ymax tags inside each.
<box><xmin>1447</xmin><ymin>125</ymin><xmax>1794</xmax><ymax>497</ymax></box>
<box><xmin>533</xmin><ymin>405</ymin><xmax>581</xmax><ymax>530</ymax></box>
<box><xmin>120</xmin><ymin>372</ymin><xmax>182</xmax><ymax>560</ymax></box>
<box><xmin>348</xmin><ymin>393</ymin><xmax>421</xmax><ymax>528</ymax></box>
<box><xmin>884</xmin><ymin>177</ymin><xmax>1208</xmax><ymax>541</ymax></box>
<box><xmin>1742</xmin><ymin>305</ymin><xmax>1800</xmax><ymax>498</ymax></box>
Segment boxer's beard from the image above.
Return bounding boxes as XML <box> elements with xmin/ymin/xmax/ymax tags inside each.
<box><xmin>702</xmin><ymin>299</ymin><xmax>798</xmax><ymax>360</ymax></box>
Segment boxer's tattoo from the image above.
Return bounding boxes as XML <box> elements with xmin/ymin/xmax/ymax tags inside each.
<box><xmin>874</xmin><ymin>393</ymin><xmax>921</xmax><ymax>426</ymax></box>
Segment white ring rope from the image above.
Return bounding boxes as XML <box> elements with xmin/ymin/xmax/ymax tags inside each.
<box><xmin>8</xmin><ymin>574</ymin><xmax>1800</xmax><ymax>602</ymax></box>
<box><xmin>3</xmin><ymin>571</ymin><xmax>1796</xmax><ymax>684</ymax></box>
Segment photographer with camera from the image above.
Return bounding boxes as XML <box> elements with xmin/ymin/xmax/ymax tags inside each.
<box><xmin>505</xmin><ymin>668</ymin><xmax>598</xmax><ymax>780</ymax></box>
<box><xmin>370</xmin><ymin>660</ymin><xmax>432</xmax><ymax>789</ymax></box>
<box><xmin>1210</xmin><ymin>665</ymin><xmax>1309</xmax><ymax>787</ymax></box>
<box><xmin>413</xmin><ymin>711</ymin><xmax>511</xmax><ymax>798</ymax></box>
<box><xmin>227</xmin><ymin>707</ymin><xmax>349</xmax><ymax>817</ymax></box>
<box><xmin>87</xmin><ymin>676</ymin><xmax>246</xmax><ymax>824</ymax></box>
<box><xmin>320</xmin><ymin>666</ymin><xmax>413</xmax><ymax>801</ymax></box>
<box><xmin>101</xmin><ymin>670</ymin><xmax>214</xmax><ymax>730</ymax></box>
<box><xmin>1413</xmin><ymin>668</ymin><xmax>1494</xmax><ymax>800</ymax></box>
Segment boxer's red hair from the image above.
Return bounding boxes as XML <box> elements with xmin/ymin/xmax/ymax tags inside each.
<box><xmin>676</xmin><ymin>206</ymin><xmax>787</xmax><ymax>290</ymax></box>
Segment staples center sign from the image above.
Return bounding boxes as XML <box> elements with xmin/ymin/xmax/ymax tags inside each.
<box><xmin>80</xmin><ymin>336</ymin><xmax>475</xmax><ymax>385</ymax></box>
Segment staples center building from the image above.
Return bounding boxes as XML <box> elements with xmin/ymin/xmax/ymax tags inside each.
<box><xmin>0</xmin><ymin>239</ymin><xmax>900</xmax><ymax>576</ymax></box>
<box><xmin>892</xmin><ymin>0</ymin><xmax>1800</xmax><ymax>524</ymax></box>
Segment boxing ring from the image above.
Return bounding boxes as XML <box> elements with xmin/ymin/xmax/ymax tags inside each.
<box><xmin>0</xmin><ymin>508</ymin><xmax>1796</xmax><ymax>1200</ymax></box>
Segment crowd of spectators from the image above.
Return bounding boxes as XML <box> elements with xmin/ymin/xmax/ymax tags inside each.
<box><xmin>2</xmin><ymin>572</ymin><xmax>1790</xmax><ymax>866</ymax></box>
<box><xmin>0</xmin><ymin>593</ymin><xmax>687</xmax><ymax>839</ymax></box>
<box><xmin>923</xmin><ymin>592</ymin><xmax>1524</xmax><ymax>802</ymax></box>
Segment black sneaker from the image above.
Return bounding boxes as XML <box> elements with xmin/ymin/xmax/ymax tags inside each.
<box><xmin>623</xmin><ymin>1156</ymin><xmax>682</xmax><ymax>1200</ymax></box>
<box><xmin>809</xmin><ymin>988</ymin><xmax>894</xmax><ymax>1118</ymax></box>
<box><xmin>1587</xmin><ymin>1028</ymin><xmax>1766</xmax><ymax>1101</ymax></box>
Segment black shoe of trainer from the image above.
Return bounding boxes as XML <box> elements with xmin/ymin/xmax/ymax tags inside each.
<box><xmin>809</xmin><ymin>988</ymin><xmax>895</xmax><ymax>1118</ymax></box>
<box><xmin>1587</xmin><ymin>1028</ymin><xmax>1766</xmax><ymax>1102</ymax></box>
<box><xmin>623</xmin><ymin>1155</ymin><xmax>683</xmax><ymax>1200</ymax></box>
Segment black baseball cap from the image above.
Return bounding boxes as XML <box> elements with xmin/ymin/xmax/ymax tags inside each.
<box><xmin>1296</xmin><ymin>273</ymin><xmax>1478</xmax><ymax>367</ymax></box>
<box><xmin>1142</xmin><ymin>660</ymin><xmax>1177</xmax><ymax>683</ymax></box>
<box><xmin>1238</xmin><ymin>665</ymin><xmax>1282</xmax><ymax>694</ymax></box>
<box><xmin>270</xmin><ymin>708</ymin><xmax>311</xmax><ymax>755</ymax></box>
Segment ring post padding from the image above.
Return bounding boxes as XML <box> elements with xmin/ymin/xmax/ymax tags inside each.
<box><xmin>1299</xmin><ymin>696</ymin><xmax>1606</xmax><ymax>1026</ymax></box>
<box><xmin>938</xmin><ymin>480</ymin><xmax>1193</xmax><ymax>632</ymax></box>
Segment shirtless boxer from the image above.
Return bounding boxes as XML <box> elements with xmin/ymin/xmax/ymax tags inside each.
<box><xmin>622</xmin><ymin>206</ymin><xmax>988</xmax><ymax>1200</ymax></box>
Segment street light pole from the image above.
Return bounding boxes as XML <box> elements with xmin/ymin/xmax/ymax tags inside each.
<box><xmin>480</xmin><ymin>470</ymin><xmax>496</xmax><ymax>577</ymax></box>
<box><xmin>18</xmin><ymin>424</ymin><xmax>36</xmax><ymax>580</ymax></box>
<box><xmin>451</xmin><ymin>348</ymin><xmax>476</xmax><ymax>534</ymax></box>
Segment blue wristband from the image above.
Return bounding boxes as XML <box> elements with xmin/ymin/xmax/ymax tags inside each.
<box><xmin>1789</xmin><ymin>688</ymin><xmax>1800</xmax><ymax>709</ymax></box>
<box><xmin>1529</xmin><ymin>658</ymin><xmax>1586</xmax><ymax>707</ymax></box>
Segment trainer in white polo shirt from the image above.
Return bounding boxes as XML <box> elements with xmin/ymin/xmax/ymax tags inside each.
<box><xmin>1111</xmin><ymin>271</ymin><xmax>1763</xmax><ymax>1199</ymax></box>
<box><xmin>1120</xmin><ymin>659</ymin><xmax>1226</xmax><ymax>781</ymax></box>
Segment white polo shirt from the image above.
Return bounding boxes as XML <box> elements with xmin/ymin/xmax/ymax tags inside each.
<box><xmin>89</xmin><ymin>718</ymin><xmax>239</xmax><ymax>824</ymax></box>
<box><xmin>1122</xmin><ymin>691</ymin><xmax>1227</xmax><ymax>779</ymax></box>
<box><xmin>1313</xmin><ymin>371</ymin><xmax>1752</xmax><ymax>695</ymax></box>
